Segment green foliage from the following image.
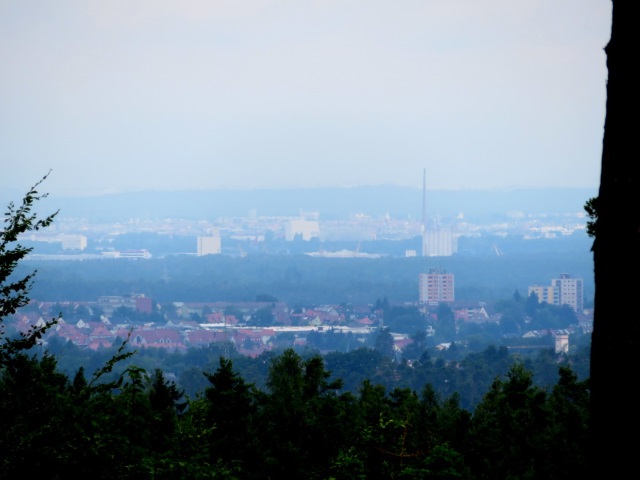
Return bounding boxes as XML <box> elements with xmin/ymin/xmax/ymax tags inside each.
<box><xmin>249</xmin><ymin>305</ymin><xmax>274</xmax><ymax>326</ymax></box>
<box><xmin>257</xmin><ymin>349</ymin><xmax>348</xmax><ymax>478</ymax></box>
<box><xmin>401</xmin><ymin>329</ymin><xmax>429</xmax><ymax>360</ymax></box>
<box><xmin>197</xmin><ymin>357</ymin><xmax>259</xmax><ymax>475</ymax></box>
<box><xmin>374</xmin><ymin>327</ymin><xmax>396</xmax><ymax>359</ymax></box>
<box><xmin>0</xmin><ymin>172</ymin><xmax>59</xmax><ymax>364</ymax></box>
<box><xmin>584</xmin><ymin>196</ymin><xmax>598</xmax><ymax>238</ymax></box>
<box><xmin>494</xmin><ymin>296</ymin><xmax>527</xmax><ymax>334</ymax></box>
<box><xmin>382</xmin><ymin>305</ymin><xmax>426</xmax><ymax>334</ymax></box>
<box><xmin>432</xmin><ymin>318</ymin><xmax>457</xmax><ymax>346</ymax></box>
<box><xmin>524</xmin><ymin>290</ymin><xmax>540</xmax><ymax>316</ymax></box>
<box><xmin>255</xmin><ymin>293</ymin><xmax>278</xmax><ymax>302</ymax></box>
<box><xmin>463</xmin><ymin>362</ymin><xmax>590</xmax><ymax>480</ymax></box>
<box><xmin>0</xmin><ymin>345</ymin><xmax>591</xmax><ymax>479</ymax></box>
<box><xmin>0</xmin><ymin>353</ymin><xmax>72</xmax><ymax>478</ymax></box>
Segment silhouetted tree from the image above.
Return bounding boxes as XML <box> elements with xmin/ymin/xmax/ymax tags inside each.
<box><xmin>249</xmin><ymin>306</ymin><xmax>274</xmax><ymax>326</ymax></box>
<box><xmin>374</xmin><ymin>327</ymin><xmax>396</xmax><ymax>360</ymax></box>
<box><xmin>589</xmin><ymin>2</ymin><xmax>640</xmax><ymax>477</ymax></box>
<box><xmin>525</xmin><ymin>291</ymin><xmax>540</xmax><ymax>317</ymax></box>
<box><xmin>199</xmin><ymin>357</ymin><xmax>260</xmax><ymax>476</ymax></box>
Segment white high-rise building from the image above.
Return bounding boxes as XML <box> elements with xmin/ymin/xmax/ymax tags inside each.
<box><xmin>197</xmin><ymin>228</ymin><xmax>221</xmax><ymax>256</ymax></box>
<box><xmin>552</xmin><ymin>273</ymin><xmax>584</xmax><ymax>312</ymax></box>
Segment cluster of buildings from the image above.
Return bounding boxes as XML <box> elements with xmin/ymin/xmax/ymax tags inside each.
<box><xmin>10</xmin><ymin>298</ymin><xmax>380</xmax><ymax>357</ymax></box>
<box><xmin>8</xmin><ymin>279</ymin><xmax>590</xmax><ymax>357</ymax></box>
<box><xmin>419</xmin><ymin>269</ymin><xmax>585</xmax><ymax>314</ymax></box>
<box><xmin>24</xmin><ymin>169</ymin><xmax>588</xmax><ymax>260</ymax></box>
<box><xmin>528</xmin><ymin>273</ymin><xmax>584</xmax><ymax>312</ymax></box>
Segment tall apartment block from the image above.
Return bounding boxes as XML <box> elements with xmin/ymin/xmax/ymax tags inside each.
<box><xmin>552</xmin><ymin>273</ymin><xmax>584</xmax><ymax>312</ymax></box>
<box><xmin>528</xmin><ymin>273</ymin><xmax>584</xmax><ymax>312</ymax></box>
<box><xmin>419</xmin><ymin>268</ymin><xmax>455</xmax><ymax>304</ymax></box>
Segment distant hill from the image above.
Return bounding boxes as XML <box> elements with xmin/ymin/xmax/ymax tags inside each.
<box><xmin>22</xmin><ymin>186</ymin><xmax>597</xmax><ymax>222</ymax></box>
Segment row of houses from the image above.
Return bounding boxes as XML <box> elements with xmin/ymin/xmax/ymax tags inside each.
<box><xmin>8</xmin><ymin>297</ymin><xmax>593</xmax><ymax>357</ymax></box>
<box><xmin>14</xmin><ymin>314</ymin><xmax>283</xmax><ymax>357</ymax></box>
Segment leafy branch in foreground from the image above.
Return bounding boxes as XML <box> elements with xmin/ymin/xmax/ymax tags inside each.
<box><xmin>85</xmin><ymin>328</ymin><xmax>137</xmax><ymax>395</ymax></box>
<box><xmin>0</xmin><ymin>171</ymin><xmax>59</xmax><ymax>364</ymax></box>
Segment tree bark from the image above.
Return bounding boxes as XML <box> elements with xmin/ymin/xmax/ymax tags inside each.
<box><xmin>590</xmin><ymin>1</ymin><xmax>640</xmax><ymax>476</ymax></box>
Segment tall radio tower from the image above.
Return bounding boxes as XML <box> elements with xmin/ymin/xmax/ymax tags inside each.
<box><xmin>422</xmin><ymin>168</ymin><xmax>427</xmax><ymax>233</ymax></box>
<box><xmin>421</xmin><ymin>168</ymin><xmax>453</xmax><ymax>257</ymax></box>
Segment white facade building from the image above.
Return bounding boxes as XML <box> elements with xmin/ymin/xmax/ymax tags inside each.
<box><xmin>552</xmin><ymin>273</ymin><xmax>584</xmax><ymax>312</ymax></box>
<box><xmin>422</xmin><ymin>229</ymin><xmax>454</xmax><ymax>257</ymax></box>
<box><xmin>197</xmin><ymin>229</ymin><xmax>222</xmax><ymax>256</ymax></box>
<box><xmin>59</xmin><ymin>234</ymin><xmax>87</xmax><ymax>250</ymax></box>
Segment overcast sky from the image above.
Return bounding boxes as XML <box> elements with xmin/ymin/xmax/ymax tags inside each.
<box><xmin>1</xmin><ymin>1</ymin><xmax>611</xmax><ymax>197</ymax></box>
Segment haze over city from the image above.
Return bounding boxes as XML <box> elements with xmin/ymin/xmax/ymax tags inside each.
<box><xmin>1</xmin><ymin>1</ymin><xmax>610</xmax><ymax>197</ymax></box>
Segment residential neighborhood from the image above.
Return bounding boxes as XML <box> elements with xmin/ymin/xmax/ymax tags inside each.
<box><xmin>8</xmin><ymin>291</ymin><xmax>593</xmax><ymax>359</ymax></box>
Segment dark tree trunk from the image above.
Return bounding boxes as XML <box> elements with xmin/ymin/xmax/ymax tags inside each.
<box><xmin>590</xmin><ymin>1</ymin><xmax>640</xmax><ymax>476</ymax></box>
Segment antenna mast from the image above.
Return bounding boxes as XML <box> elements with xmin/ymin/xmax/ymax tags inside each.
<box><xmin>422</xmin><ymin>168</ymin><xmax>427</xmax><ymax>232</ymax></box>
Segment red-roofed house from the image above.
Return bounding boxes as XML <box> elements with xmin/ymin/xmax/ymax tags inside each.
<box><xmin>128</xmin><ymin>327</ymin><xmax>186</xmax><ymax>350</ymax></box>
<box><xmin>54</xmin><ymin>323</ymin><xmax>90</xmax><ymax>347</ymax></box>
<box><xmin>89</xmin><ymin>324</ymin><xmax>116</xmax><ymax>344</ymax></box>
<box><xmin>356</xmin><ymin>317</ymin><xmax>375</xmax><ymax>326</ymax></box>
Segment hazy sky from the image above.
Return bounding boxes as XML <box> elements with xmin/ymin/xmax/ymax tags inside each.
<box><xmin>1</xmin><ymin>1</ymin><xmax>611</xmax><ymax>196</ymax></box>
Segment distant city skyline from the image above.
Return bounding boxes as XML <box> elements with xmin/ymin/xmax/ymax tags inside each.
<box><xmin>1</xmin><ymin>1</ymin><xmax>611</xmax><ymax>197</ymax></box>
